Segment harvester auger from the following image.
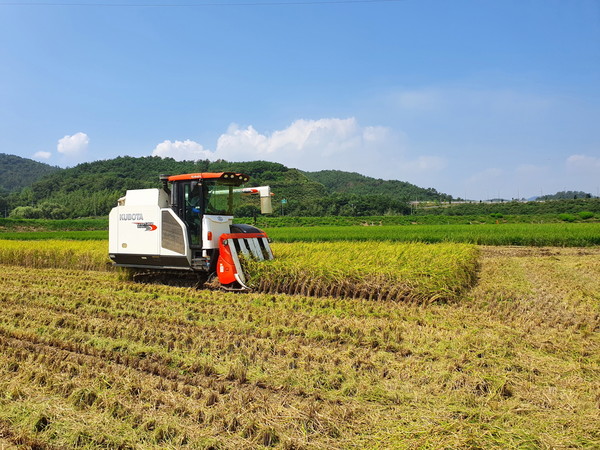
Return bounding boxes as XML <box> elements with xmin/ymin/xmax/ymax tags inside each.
<box><xmin>108</xmin><ymin>172</ymin><xmax>274</xmax><ymax>290</ymax></box>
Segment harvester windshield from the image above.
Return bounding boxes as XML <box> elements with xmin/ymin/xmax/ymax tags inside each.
<box><xmin>165</xmin><ymin>172</ymin><xmax>249</xmax><ymax>217</ymax></box>
<box><xmin>204</xmin><ymin>181</ymin><xmax>242</xmax><ymax>215</ymax></box>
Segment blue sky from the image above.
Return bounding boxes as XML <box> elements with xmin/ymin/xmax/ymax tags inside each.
<box><xmin>1</xmin><ymin>0</ymin><xmax>599</xmax><ymax>199</ymax></box>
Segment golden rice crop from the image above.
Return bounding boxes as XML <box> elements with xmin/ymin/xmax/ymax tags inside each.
<box><xmin>0</xmin><ymin>240</ymin><xmax>110</xmax><ymax>271</ymax></box>
<box><xmin>246</xmin><ymin>242</ymin><xmax>479</xmax><ymax>303</ymax></box>
<box><xmin>0</xmin><ymin>239</ymin><xmax>479</xmax><ymax>303</ymax></box>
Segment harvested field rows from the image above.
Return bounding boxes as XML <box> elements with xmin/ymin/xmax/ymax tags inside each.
<box><xmin>0</xmin><ymin>248</ymin><xmax>598</xmax><ymax>448</ymax></box>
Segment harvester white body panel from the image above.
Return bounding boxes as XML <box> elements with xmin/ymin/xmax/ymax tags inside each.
<box><xmin>109</xmin><ymin>188</ymin><xmax>191</xmax><ymax>269</ymax></box>
<box><xmin>202</xmin><ymin>215</ymin><xmax>233</xmax><ymax>249</ymax></box>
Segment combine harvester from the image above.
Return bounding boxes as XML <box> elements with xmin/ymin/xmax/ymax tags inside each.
<box><xmin>109</xmin><ymin>172</ymin><xmax>274</xmax><ymax>290</ymax></box>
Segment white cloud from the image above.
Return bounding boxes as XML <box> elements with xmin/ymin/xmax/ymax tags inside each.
<box><xmin>466</xmin><ymin>168</ymin><xmax>504</xmax><ymax>184</ymax></box>
<box><xmin>391</xmin><ymin>86</ymin><xmax>553</xmax><ymax>115</ymax></box>
<box><xmin>393</xmin><ymin>89</ymin><xmax>441</xmax><ymax>111</ymax></box>
<box><xmin>214</xmin><ymin>118</ymin><xmax>439</xmax><ymax>180</ymax></box>
<box><xmin>566</xmin><ymin>154</ymin><xmax>600</xmax><ymax>174</ymax></box>
<box><xmin>152</xmin><ymin>118</ymin><xmax>446</xmax><ymax>184</ymax></box>
<box><xmin>33</xmin><ymin>151</ymin><xmax>51</xmax><ymax>160</ymax></box>
<box><xmin>152</xmin><ymin>139</ymin><xmax>213</xmax><ymax>161</ymax></box>
<box><xmin>216</xmin><ymin>118</ymin><xmax>373</xmax><ymax>163</ymax></box>
<box><xmin>57</xmin><ymin>132</ymin><xmax>89</xmax><ymax>157</ymax></box>
<box><xmin>404</xmin><ymin>156</ymin><xmax>446</xmax><ymax>172</ymax></box>
<box><xmin>516</xmin><ymin>163</ymin><xmax>547</xmax><ymax>175</ymax></box>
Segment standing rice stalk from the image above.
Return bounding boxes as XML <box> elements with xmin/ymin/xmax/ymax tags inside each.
<box><xmin>245</xmin><ymin>242</ymin><xmax>479</xmax><ymax>304</ymax></box>
<box><xmin>0</xmin><ymin>240</ymin><xmax>110</xmax><ymax>271</ymax></box>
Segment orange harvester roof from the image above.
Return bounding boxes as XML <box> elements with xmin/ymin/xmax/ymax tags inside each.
<box><xmin>167</xmin><ymin>172</ymin><xmax>250</xmax><ymax>182</ymax></box>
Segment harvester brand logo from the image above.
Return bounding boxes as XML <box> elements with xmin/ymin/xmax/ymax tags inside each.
<box><xmin>119</xmin><ymin>213</ymin><xmax>144</xmax><ymax>221</ymax></box>
<box><xmin>134</xmin><ymin>222</ymin><xmax>157</xmax><ymax>231</ymax></box>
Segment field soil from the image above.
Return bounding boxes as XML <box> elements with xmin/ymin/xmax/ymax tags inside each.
<box><xmin>0</xmin><ymin>246</ymin><xmax>598</xmax><ymax>448</ymax></box>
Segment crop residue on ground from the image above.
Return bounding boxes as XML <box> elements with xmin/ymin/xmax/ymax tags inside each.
<box><xmin>0</xmin><ymin>245</ymin><xmax>598</xmax><ymax>447</ymax></box>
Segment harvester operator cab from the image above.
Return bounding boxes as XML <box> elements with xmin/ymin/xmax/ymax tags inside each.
<box><xmin>161</xmin><ymin>172</ymin><xmax>255</xmax><ymax>249</ymax></box>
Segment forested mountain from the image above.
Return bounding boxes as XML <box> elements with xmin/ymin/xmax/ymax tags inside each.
<box><xmin>3</xmin><ymin>156</ymin><xmax>423</xmax><ymax>218</ymax></box>
<box><xmin>538</xmin><ymin>191</ymin><xmax>592</xmax><ymax>200</ymax></box>
<box><xmin>2</xmin><ymin>153</ymin><xmax>595</xmax><ymax>219</ymax></box>
<box><xmin>22</xmin><ymin>157</ymin><xmax>331</xmax><ymax>218</ymax></box>
<box><xmin>305</xmin><ymin>170</ymin><xmax>452</xmax><ymax>202</ymax></box>
<box><xmin>0</xmin><ymin>153</ymin><xmax>60</xmax><ymax>193</ymax></box>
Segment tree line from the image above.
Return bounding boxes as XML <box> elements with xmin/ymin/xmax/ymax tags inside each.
<box><xmin>1</xmin><ymin>156</ymin><xmax>425</xmax><ymax>219</ymax></box>
<box><xmin>2</xmin><ymin>154</ymin><xmax>596</xmax><ymax>219</ymax></box>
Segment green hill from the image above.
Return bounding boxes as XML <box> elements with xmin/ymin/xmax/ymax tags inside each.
<box><xmin>538</xmin><ymin>190</ymin><xmax>592</xmax><ymax>200</ymax></box>
<box><xmin>0</xmin><ymin>153</ymin><xmax>60</xmax><ymax>193</ymax></box>
<box><xmin>3</xmin><ymin>154</ymin><xmax>595</xmax><ymax>219</ymax></box>
<box><xmin>305</xmin><ymin>170</ymin><xmax>452</xmax><ymax>202</ymax></box>
<box><xmin>2</xmin><ymin>155</ymin><xmax>456</xmax><ymax>219</ymax></box>
<box><xmin>5</xmin><ymin>157</ymin><xmax>333</xmax><ymax>218</ymax></box>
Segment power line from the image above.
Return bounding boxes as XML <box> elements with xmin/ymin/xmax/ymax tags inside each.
<box><xmin>0</xmin><ymin>0</ymin><xmax>406</xmax><ymax>6</ymax></box>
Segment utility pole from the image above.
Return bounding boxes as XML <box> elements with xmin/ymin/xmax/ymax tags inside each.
<box><xmin>280</xmin><ymin>199</ymin><xmax>287</xmax><ymax>216</ymax></box>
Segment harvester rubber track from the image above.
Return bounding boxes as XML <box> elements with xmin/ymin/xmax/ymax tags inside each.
<box><xmin>131</xmin><ymin>270</ymin><xmax>208</xmax><ymax>289</ymax></box>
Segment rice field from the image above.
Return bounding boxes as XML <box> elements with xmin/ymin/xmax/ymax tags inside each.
<box><xmin>0</xmin><ymin>245</ymin><xmax>598</xmax><ymax>448</ymax></box>
<box><xmin>0</xmin><ymin>236</ymin><xmax>598</xmax><ymax>448</ymax></box>
<box><xmin>1</xmin><ymin>222</ymin><xmax>600</xmax><ymax>247</ymax></box>
<box><xmin>0</xmin><ymin>239</ymin><xmax>479</xmax><ymax>304</ymax></box>
<box><xmin>266</xmin><ymin>223</ymin><xmax>600</xmax><ymax>246</ymax></box>
<box><xmin>0</xmin><ymin>230</ymin><xmax>107</xmax><ymax>241</ymax></box>
<box><xmin>245</xmin><ymin>242</ymin><xmax>478</xmax><ymax>302</ymax></box>
<box><xmin>0</xmin><ymin>240</ymin><xmax>110</xmax><ymax>271</ymax></box>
